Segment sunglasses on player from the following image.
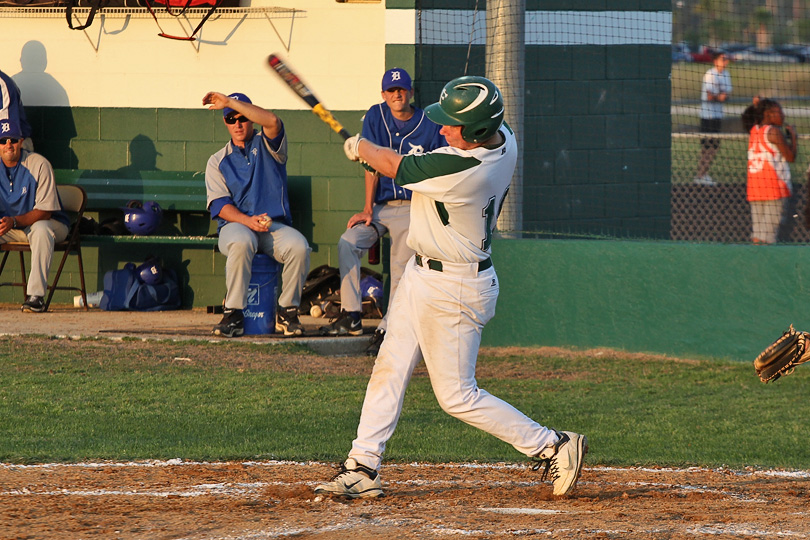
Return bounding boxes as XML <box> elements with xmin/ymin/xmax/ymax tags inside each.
<box><xmin>0</xmin><ymin>137</ymin><xmax>21</xmax><ymax>145</ymax></box>
<box><xmin>224</xmin><ymin>115</ymin><xmax>250</xmax><ymax>125</ymax></box>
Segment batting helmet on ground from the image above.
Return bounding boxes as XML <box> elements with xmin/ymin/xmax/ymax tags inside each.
<box><xmin>136</xmin><ymin>258</ymin><xmax>164</xmax><ymax>285</ymax></box>
<box><xmin>359</xmin><ymin>275</ymin><xmax>383</xmax><ymax>304</ymax></box>
<box><xmin>424</xmin><ymin>75</ymin><xmax>504</xmax><ymax>143</ymax></box>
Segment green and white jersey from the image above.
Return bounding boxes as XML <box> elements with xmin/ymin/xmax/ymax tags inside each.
<box><xmin>394</xmin><ymin>123</ymin><xmax>516</xmax><ymax>264</ymax></box>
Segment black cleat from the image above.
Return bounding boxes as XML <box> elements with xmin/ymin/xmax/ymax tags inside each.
<box><xmin>276</xmin><ymin>305</ymin><xmax>304</xmax><ymax>336</ymax></box>
<box><xmin>21</xmin><ymin>295</ymin><xmax>45</xmax><ymax>313</ymax></box>
<box><xmin>212</xmin><ymin>308</ymin><xmax>245</xmax><ymax>337</ymax></box>
<box><xmin>319</xmin><ymin>310</ymin><xmax>363</xmax><ymax>336</ymax></box>
<box><xmin>365</xmin><ymin>328</ymin><xmax>385</xmax><ymax>356</ymax></box>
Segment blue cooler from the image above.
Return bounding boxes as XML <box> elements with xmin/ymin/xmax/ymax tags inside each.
<box><xmin>244</xmin><ymin>254</ymin><xmax>278</xmax><ymax>335</ymax></box>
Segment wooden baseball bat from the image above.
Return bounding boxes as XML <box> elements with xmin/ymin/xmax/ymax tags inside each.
<box><xmin>267</xmin><ymin>54</ymin><xmax>351</xmax><ymax>140</ymax></box>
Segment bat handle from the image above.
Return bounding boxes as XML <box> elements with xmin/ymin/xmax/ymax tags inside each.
<box><xmin>338</xmin><ymin>129</ymin><xmax>351</xmax><ymax>141</ymax></box>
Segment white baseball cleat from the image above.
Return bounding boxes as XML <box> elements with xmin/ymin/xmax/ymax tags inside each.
<box><xmin>532</xmin><ymin>430</ymin><xmax>588</xmax><ymax>497</ymax></box>
<box><xmin>314</xmin><ymin>458</ymin><xmax>384</xmax><ymax>499</ymax></box>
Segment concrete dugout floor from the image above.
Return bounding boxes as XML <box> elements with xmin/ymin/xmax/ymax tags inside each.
<box><xmin>0</xmin><ymin>304</ymin><xmax>378</xmax><ymax>356</ymax></box>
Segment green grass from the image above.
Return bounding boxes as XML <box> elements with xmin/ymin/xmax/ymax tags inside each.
<box><xmin>1</xmin><ymin>336</ymin><xmax>809</xmax><ymax>469</ymax></box>
<box><xmin>672</xmin><ymin>62</ymin><xmax>810</xmax><ymax>103</ymax></box>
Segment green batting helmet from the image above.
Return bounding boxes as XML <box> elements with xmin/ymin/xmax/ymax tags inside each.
<box><xmin>425</xmin><ymin>76</ymin><xmax>504</xmax><ymax>143</ymax></box>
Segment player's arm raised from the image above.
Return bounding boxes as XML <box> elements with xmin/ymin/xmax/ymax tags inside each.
<box><xmin>344</xmin><ymin>135</ymin><xmax>402</xmax><ymax>179</ymax></box>
<box><xmin>202</xmin><ymin>91</ymin><xmax>282</xmax><ymax>139</ymax></box>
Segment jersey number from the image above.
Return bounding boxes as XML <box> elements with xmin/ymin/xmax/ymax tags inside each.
<box><xmin>481</xmin><ymin>187</ymin><xmax>509</xmax><ymax>251</ymax></box>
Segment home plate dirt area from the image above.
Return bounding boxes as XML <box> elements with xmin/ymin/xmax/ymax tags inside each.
<box><xmin>1</xmin><ymin>460</ymin><xmax>808</xmax><ymax>539</ymax></box>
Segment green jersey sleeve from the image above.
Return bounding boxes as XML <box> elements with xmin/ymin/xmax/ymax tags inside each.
<box><xmin>395</xmin><ymin>151</ymin><xmax>481</xmax><ymax>186</ymax></box>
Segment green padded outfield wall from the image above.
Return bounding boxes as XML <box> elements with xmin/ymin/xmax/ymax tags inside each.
<box><xmin>486</xmin><ymin>239</ymin><xmax>810</xmax><ymax>362</ymax></box>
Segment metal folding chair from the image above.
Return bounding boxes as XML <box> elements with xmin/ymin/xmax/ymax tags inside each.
<box><xmin>0</xmin><ymin>185</ymin><xmax>89</xmax><ymax>311</ymax></box>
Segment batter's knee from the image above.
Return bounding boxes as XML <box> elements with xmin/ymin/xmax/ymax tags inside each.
<box><xmin>434</xmin><ymin>388</ymin><xmax>479</xmax><ymax>417</ymax></box>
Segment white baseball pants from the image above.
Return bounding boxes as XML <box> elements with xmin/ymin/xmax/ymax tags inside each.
<box><xmin>349</xmin><ymin>256</ymin><xmax>558</xmax><ymax>470</ymax></box>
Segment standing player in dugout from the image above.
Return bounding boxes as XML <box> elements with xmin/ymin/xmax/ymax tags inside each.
<box><xmin>315</xmin><ymin>76</ymin><xmax>588</xmax><ymax>499</ymax></box>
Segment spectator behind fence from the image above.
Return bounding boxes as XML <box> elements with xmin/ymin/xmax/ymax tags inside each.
<box><xmin>746</xmin><ymin>98</ymin><xmax>798</xmax><ymax>244</ymax></box>
<box><xmin>695</xmin><ymin>51</ymin><xmax>732</xmax><ymax>186</ymax></box>
<box><xmin>203</xmin><ymin>91</ymin><xmax>311</xmax><ymax>338</ymax></box>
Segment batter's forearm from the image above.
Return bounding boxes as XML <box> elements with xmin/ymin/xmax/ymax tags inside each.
<box><xmin>358</xmin><ymin>139</ymin><xmax>403</xmax><ymax>179</ymax></box>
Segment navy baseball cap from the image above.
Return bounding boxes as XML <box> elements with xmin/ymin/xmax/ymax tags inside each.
<box><xmin>222</xmin><ymin>92</ymin><xmax>252</xmax><ymax>118</ymax></box>
<box><xmin>0</xmin><ymin>120</ymin><xmax>22</xmax><ymax>139</ymax></box>
<box><xmin>381</xmin><ymin>68</ymin><xmax>412</xmax><ymax>91</ymax></box>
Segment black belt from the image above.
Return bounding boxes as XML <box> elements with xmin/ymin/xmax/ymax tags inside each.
<box><xmin>415</xmin><ymin>254</ymin><xmax>492</xmax><ymax>272</ymax></box>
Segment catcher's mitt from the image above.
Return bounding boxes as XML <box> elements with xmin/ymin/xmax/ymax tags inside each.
<box><xmin>754</xmin><ymin>325</ymin><xmax>810</xmax><ymax>383</ymax></box>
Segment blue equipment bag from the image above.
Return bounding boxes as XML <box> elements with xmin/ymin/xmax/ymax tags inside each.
<box><xmin>100</xmin><ymin>263</ymin><xmax>181</xmax><ymax>311</ymax></box>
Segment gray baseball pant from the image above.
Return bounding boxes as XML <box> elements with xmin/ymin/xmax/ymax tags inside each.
<box><xmin>218</xmin><ymin>221</ymin><xmax>311</xmax><ymax>310</ymax></box>
<box><xmin>338</xmin><ymin>200</ymin><xmax>412</xmax><ymax>331</ymax></box>
<box><xmin>0</xmin><ymin>219</ymin><xmax>69</xmax><ymax>298</ymax></box>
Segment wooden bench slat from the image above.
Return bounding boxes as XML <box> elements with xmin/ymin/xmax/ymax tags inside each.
<box><xmin>74</xmin><ymin>179</ymin><xmax>204</xmax><ymax>188</ymax></box>
<box><xmin>83</xmin><ymin>235</ymin><xmax>218</xmax><ymax>246</ymax></box>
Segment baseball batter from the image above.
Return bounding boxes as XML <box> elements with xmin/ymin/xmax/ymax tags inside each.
<box><xmin>315</xmin><ymin>76</ymin><xmax>587</xmax><ymax>499</ymax></box>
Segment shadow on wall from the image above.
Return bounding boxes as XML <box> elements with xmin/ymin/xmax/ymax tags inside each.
<box><xmin>117</xmin><ymin>134</ymin><xmax>162</xmax><ymax>177</ymax></box>
<box><xmin>13</xmin><ymin>40</ymin><xmax>69</xmax><ymax>106</ymax></box>
<box><xmin>13</xmin><ymin>40</ymin><xmax>77</xmax><ymax>168</ymax></box>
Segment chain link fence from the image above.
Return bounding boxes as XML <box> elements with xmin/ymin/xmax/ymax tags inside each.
<box><xmin>671</xmin><ymin>131</ymin><xmax>810</xmax><ymax>243</ymax></box>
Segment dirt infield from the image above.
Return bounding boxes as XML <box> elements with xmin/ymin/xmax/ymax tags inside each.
<box><xmin>2</xmin><ymin>460</ymin><xmax>808</xmax><ymax>539</ymax></box>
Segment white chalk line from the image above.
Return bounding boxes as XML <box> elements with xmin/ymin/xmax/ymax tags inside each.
<box><xmin>4</xmin><ymin>459</ymin><xmax>809</xmax><ymax>477</ymax></box>
<box><xmin>688</xmin><ymin>524</ymin><xmax>809</xmax><ymax>537</ymax></box>
<box><xmin>2</xmin><ymin>460</ymin><xmax>807</xmax><ymax>500</ymax></box>
<box><xmin>0</xmin><ymin>476</ymin><xmax>765</xmax><ymax>500</ymax></box>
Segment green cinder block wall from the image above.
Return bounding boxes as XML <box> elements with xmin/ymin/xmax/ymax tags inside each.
<box><xmin>396</xmin><ymin>1</ymin><xmax>672</xmax><ymax>239</ymax></box>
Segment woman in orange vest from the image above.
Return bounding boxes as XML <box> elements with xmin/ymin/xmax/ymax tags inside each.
<box><xmin>747</xmin><ymin>98</ymin><xmax>798</xmax><ymax>244</ymax></box>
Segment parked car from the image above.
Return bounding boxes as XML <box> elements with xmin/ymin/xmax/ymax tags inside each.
<box><xmin>691</xmin><ymin>46</ymin><xmax>725</xmax><ymax>63</ymax></box>
<box><xmin>730</xmin><ymin>47</ymin><xmax>799</xmax><ymax>63</ymax></box>
<box><xmin>774</xmin><ymin>44</ymin><xmax>810</xmax><ymax>63</ymax></box>
<box><xmin>720</xmin><ymin>43</ymin><xmax>752</xmax><ymax>57</ymax></box>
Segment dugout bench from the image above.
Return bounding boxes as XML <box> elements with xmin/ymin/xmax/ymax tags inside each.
<box><xmin>51</xmin><ymin>169</ymin><xmax>218</xmax><ymax>308</ymax></box>
<box><xmin>48</xmin><ymin>170</ymin><xmax>314</xmax><ymax>308</ymax></box>
<box><xmin>54</xmin><ymin>169</ymin><xmax>218</xmax><ymax>246</ymax></box>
